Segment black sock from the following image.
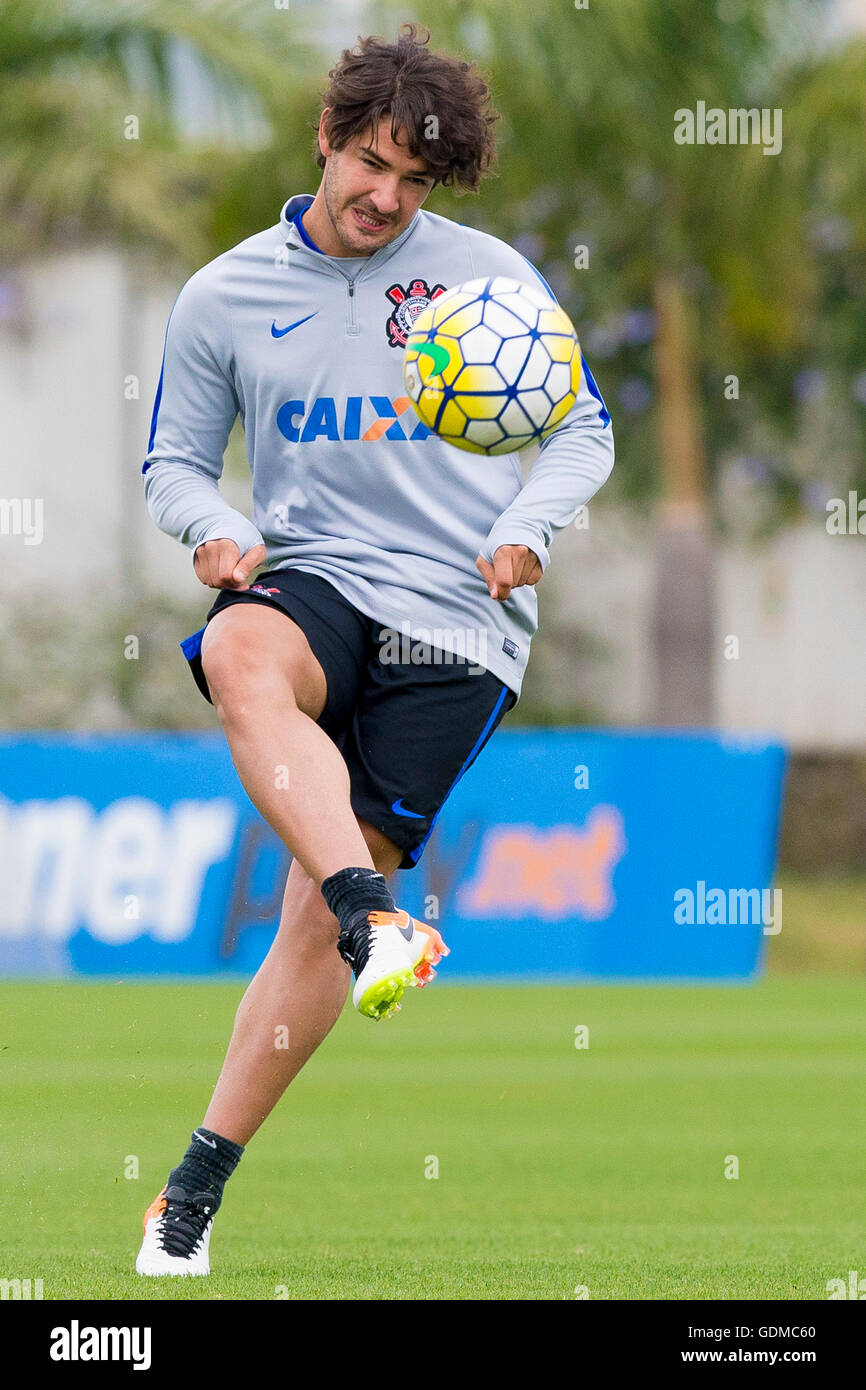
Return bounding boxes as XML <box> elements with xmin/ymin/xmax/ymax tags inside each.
<box><xmin>167</xmin><ymin>1127</ymin><xmax>244</xmax><ymax>1211</ymax></box>
<box><xmin>321</xmin><ymin>866</ymin><xmax>397</xmax><ymax>969</ymax></box>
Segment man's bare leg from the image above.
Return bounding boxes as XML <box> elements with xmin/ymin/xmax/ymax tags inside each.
<box><xmin>202</xmin><ymin>819</ymin><xmax>402</xmax><ymax>1146</ymax></box>
<box><xmin>135</xmin><ymin>602</ymin><xmax>414</xmax><ymax>1274</ymax></box>
<box><xmin>198</xmin><ymin>601</ymin><xmax>406</xmax><ymax>1141</ymax></box>
<box><xmin>200</xmin><ymin>602</ymin><xmax>375</xmax><ymax>883</ymax></box>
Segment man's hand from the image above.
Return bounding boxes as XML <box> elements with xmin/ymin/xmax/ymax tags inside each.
<box><xmin>193</xmin><ymin>539</ymin><xmax>267</xmax><ymax>590</ymax></box>
<box><xmin>475</xmin><ymin>544</ymin><xmax>543</xmax><ymax>601</ymax></box>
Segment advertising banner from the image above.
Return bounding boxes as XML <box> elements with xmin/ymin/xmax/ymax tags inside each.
<box><xmin>0</xmin><ymin>731</ymin><xmax>786</xmax><ymax>980</ymax></box>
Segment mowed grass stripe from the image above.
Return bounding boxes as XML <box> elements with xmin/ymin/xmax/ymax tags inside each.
<box><xmin>0</xmin><ymin>978</ymin><xmax>863</xmax><ymax>1299</ymax></box>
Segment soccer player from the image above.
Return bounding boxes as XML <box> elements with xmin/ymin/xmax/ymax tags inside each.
<box><xmin>136</xmin><ymin>24</ymin><xmax>614</xmax><ymax>1276</ymax></box>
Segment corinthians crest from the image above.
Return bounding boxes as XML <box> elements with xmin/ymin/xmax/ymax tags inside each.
<box><xmin>384</xmin><ymin>277</ymin><xmax>447</xmax><ymax>348</ymax></box>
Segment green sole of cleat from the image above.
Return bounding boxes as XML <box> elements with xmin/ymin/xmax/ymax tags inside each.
<box><xmin>358</xmin><ymin>968</ymin><xmax>415</xmax><ymax>1021</ymax></box>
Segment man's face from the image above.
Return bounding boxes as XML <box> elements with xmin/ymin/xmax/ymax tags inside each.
<box><xmin>317</xmin><ymin>111</ymin><xmax>435</xmax><ymax>255</ymax></box>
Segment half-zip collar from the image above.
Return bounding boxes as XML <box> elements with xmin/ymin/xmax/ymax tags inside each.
<box><xmin>278</xmin><ymin>193</ymin><xmax>421</xmax><ymax>287</ymax></box>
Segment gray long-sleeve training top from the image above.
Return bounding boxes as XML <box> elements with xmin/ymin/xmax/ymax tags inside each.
<box><xmin>142</xmin><ymin>193</ymin><xmax>615</xmax><ymax>695</ymax></box>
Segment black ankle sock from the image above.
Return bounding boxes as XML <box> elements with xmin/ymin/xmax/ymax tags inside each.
<box><xmin>321</xmin><ymin>866</ymin><xmax>396</xmax><ymax>935</ymax></box>
<box><xmin>168</xmin><ymin>1127</ymin><xmax>244</xmax><ymax>1210</ymax></box>
<box><xmin>321</xmin><ymin>866</ymin><xmax>397</xmax><ymax>969</ymax></box>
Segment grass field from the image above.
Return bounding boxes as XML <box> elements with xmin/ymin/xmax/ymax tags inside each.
<box><xmin>1</xmin><ymin>975</ymin><xmax>864</xmax><ymax>1300</ymax></box>
<box><xmin>768</xmin><ymin>873</ymin><xmax>865</xmax><ymax>974</ymax></box>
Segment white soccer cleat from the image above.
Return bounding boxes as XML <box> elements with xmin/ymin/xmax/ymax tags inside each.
<box><xmin>345</xmin><ymin>909</ymin><xmax>450</xmax><ymax>1021</ymax></box>
<box><xmin>135</xmin><ymin>1185</ymin><xmax>215</xmax><ymax>1277</ymax></box>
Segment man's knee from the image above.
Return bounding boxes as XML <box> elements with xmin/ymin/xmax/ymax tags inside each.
<box><xmin>203</xmin><ymin>634</ymin><xmax>271</xmax><ymax>715</ymax></box>
<box><xmin>200</xmin><ymin>606</ymin><xmax>325</xmax><ymax>720</ymax></box>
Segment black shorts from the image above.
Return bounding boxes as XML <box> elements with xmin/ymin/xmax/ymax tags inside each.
<box><xmin>180</xmin><ymin>567</ymin><xmax>517</xmax><ymax>869</ymax></box>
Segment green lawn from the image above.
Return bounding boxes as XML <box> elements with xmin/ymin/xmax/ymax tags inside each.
<box><xmin>769</xmin><ymin>873</ymin><xmax>865</xmax><ymax>974</ymax></box>
<box><xmin>1</xmin><ymin>977</ymin><xmax>863</xmax><ymax>1299</ymax></box>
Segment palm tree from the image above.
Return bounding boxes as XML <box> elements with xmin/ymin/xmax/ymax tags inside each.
<box><xmin>0</xmin><ymin>0</ymin><xmax>320</xmax><ymax>268</ymax></box>
<box><xmin>0</xmin><ymin>0</ymin><xmax>322</xmax><ymax>625</ymax></box>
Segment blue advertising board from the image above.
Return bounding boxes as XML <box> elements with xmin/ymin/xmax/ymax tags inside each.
<box><xmin>0</xmin><ymin>731</ymin><xmax>786</xmax><ymax>980</ymax></box>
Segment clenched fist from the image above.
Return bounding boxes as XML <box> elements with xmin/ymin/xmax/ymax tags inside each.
<box><xmin>193</xmin><ymin>539</ymin><xmax>267</xmax><ymax>590</ymax></box>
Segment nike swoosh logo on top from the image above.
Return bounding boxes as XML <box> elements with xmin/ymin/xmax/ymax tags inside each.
<box><xmin>392</xmin><ymin>798</ymin><xmax>425</xmax><ymax>819</ymax></box>
<box><xmin>271</xmin><ymin>313</ymin><xmax>318</xmax><ymax>338</ymax></box>
<box><xmin>193</xmin><ymin>1131</ymin><xmax>217</xmax><ymax>1149</ymax></box>
<box><xmin>395</xmin><ymin>913</ymin><xmax>414</xmax><ymax>943</ymax></box>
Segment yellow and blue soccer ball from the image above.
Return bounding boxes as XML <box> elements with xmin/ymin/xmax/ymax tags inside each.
<box><xmin>402</xmin><ymin>276</ymin><xmax>581</xmax><ymax>455</ymax></box>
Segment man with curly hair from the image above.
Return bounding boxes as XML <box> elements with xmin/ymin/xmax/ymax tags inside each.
<box><xmin>137</xmin><ymin>24</ymin><xmax>613</xmax><ymax>1276</ymax></box>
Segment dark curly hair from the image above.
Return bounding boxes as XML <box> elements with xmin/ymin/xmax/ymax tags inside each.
<box><xmin>313</xmin><ymin>23</ymin><xmax>499</xmax><ymax>194</ymax></box>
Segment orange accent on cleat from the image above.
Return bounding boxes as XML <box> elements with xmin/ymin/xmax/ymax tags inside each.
<box><xmin>142</xmin><ymin>1189</ymin><xmax>167</xmax><ymax>1233</ymax></box>
<box><xmin>368</xmin><ymin>909</ymin><xmax>412</xmax><ymax>930</ymax></box>
<box><xmin>412</xmin><ymin>923</ymin><xmax>449</xmax><ymax>982</ymax></box>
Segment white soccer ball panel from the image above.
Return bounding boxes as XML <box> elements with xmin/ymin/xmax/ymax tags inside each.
<box><xmin>495</xmin><ymin>336</ymin><xmax>531</xmax><ymax>383</ymax></box>
<box><xmin>519</xmin><ymin>340</ymin><xmax>554</xmax><ymax>390</ymax></box>
<box><xmin>487</xmin><ymin>276</ymin><xmax>547</xmax><ymax>307</ymax></box>
<box><xmin>486</xmin><ymin>432</ymin><xmax>537</xmax><ymax>456</ymax></box>
<box><xmin>403</xmin><ymin>364</ymin><xmax>424</xmax><ymax>403</ymax></box>
<box><xmin>463</xmin><ymin>417</ymin><xmax>508</xmax><ymax>449</ymax></box>
<box><xmin>515</xmin><ymin>388</ymin><xmax>555</xmax><ymax>428</ymax></box>
<box><xmin>451</xmin><ymin>277</ymin><xmax>495</xmax><ymax>297</ymax></box>
<box><xmin>494</xmin><ymin>291</ymin><xmax>541</xmax><ymax>329</ymax></box>
<box><xmin>458</xmin><ymin>323</ymin><xmax>504</xmax><ymax>365</ymax></box>
<box><xmin>495</xmin><ymin>276</ymin><xmax>552</xmax><ymax>307</ymax></box>
<box><xmin>482</xmin><ymin>300</ymin><xmax>528</xmax><ymax>339</ymax></box>
<box><xmin>499</xmin><ymin>398</ymin><xmax>538</xmax><ymax>435</ymax></box>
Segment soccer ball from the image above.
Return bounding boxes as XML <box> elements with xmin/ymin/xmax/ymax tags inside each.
<box><xmin>402</xmin><ymin>276</ymin><xmax>581</xmax><ymax>455</ymax></box>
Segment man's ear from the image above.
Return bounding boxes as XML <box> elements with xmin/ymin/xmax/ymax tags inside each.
<box><xmin>318</xmin><ymin>106</ymin><xmax>333</xmax><ymax>159</ymax></box>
